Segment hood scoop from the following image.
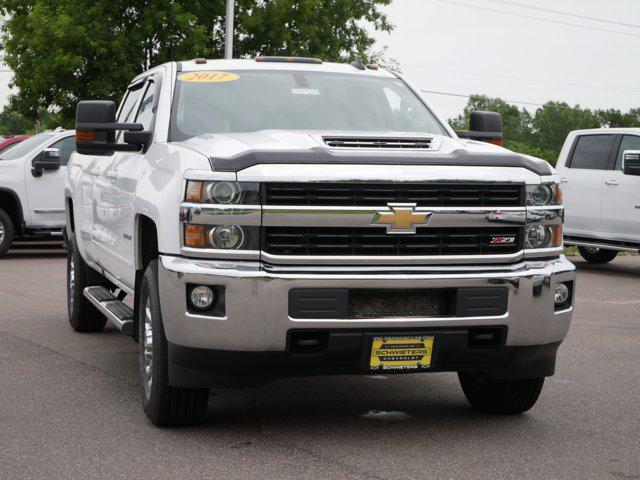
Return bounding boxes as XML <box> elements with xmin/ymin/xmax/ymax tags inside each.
<box><xmin>323</xmin><ymin>136</ymin><xmax>437</xmax><ymax>150</ymax></box>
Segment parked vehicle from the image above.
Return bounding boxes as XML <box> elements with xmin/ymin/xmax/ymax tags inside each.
<box><xmin>66</xmin><ymin>58</ymin><xmax>575</xmax><ymax>426</ymax></box>
<box><xmin>0</xmin><ymin>135</ymin><xmax>31</xmax><ymax>155</ymax></box>
<box><xmin>0</xmin><ymin>129</ymin><xmax>75</xmax><ymax>256</ymax></box>
<box><xmin>556</xmin><ymin>128</ymin><xmax>640</xmax><ymax>263</ymax></box>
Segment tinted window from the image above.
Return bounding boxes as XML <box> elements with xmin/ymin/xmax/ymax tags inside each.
<box><xmin>135</xmin><ymin>81</ymin><xmax>156</xmax><ymax>130</ymax></box>
<box><xmin>569</xmin><ymin>135</ymin><xmax>616</xmax><ymax>170</ymax></box>
<box><xmin>50</xmin><ymin>135</ymin><xmax>76</xmax><ymax>166</ymax></box>
<box><xmin>0</xmin><ymin>133</ymin><xmax>56</xmax><ymax>161</ymax></box>
<box><xmin>615</xmin><ymin>135</ymin><xmax>640</xmax><ymax>170</ymax></box>
<box><xmin>170</xmin><ymin>70</ymin><xmax>447</xmax><ymax>141</ymax></box>
<box><xmin>117</xmin><ymin>87</ymin><xmax>143</xmax><ymax>124</ymax></box>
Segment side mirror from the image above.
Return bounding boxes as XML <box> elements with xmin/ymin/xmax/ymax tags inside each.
<box><xmin>455</xmin><ymin>111</ymin><xmax>504</xmax><ymax>146</ymax></box>
<box><xmin>75</xmin><ymin>100</ymin><xmax>151</xmax><ymax>156</ymax></box>
<box><xmin>622</xmin><ymin>150</ymin><xmax>640</xmax><ymax>176</ymax></box>
<box><xmin>31</xmin><ymin>148</ymin><xmax>61</xmax><ymax>177</ymax></box>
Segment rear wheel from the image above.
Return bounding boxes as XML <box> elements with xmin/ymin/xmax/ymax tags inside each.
<box><xmin>578</xmin><ymin>246</ymin><xmax>618</xmax><ymax>264</ymax></box>
<box><xmin>139</xmin><ymin>260</ymin><xmax>209</xmax><ymax>426</ymax></box>
<box><xmin>0</xmin><ymin>208</ymin><xmax>15</xmax><ymax>257</ymax></box>
<box><xmin>458</xmin><ymin>372</ymin><xmax>545</xmax><ymax>414</ymax></box>
<box><xmin>67</xmin><ymin>235</ymin><xmax>107</xmax><ymax>332</ymax></box>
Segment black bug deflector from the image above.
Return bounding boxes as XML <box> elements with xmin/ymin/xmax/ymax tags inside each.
<box><xmin>208</xmin><ymin>148</ymin><xmax>554</xmax><ymax>175</ymax></box>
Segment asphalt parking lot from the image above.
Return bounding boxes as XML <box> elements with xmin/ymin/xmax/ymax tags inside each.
<box><xmin>0</xmin><ymin>243</ymin><xmax>639</xmax><ymax>480</ymax></box>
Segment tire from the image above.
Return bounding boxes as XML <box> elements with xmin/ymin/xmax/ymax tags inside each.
<box><xmin>67</xmin><ymin>235</ymin><xmax>107</xmax><ymax>332</ymax></box>
<box><xmin>578</xmin><ymin>246</ymin><xmax>618</xmax><ymax>264</ymax></box>
<box><xmin>458</xmin><ymin>372</ymin><xmax>545</xmax><ymax>414</ymax></box>
<box><xmin>0</xmin><ymin>208</ymin><xmax>15</xmax><ymax>257</ymax></box>
<box><xmin>139</xmin><ymin>260</ymin><xmax>209</xmax><ymax>426</ymax></box>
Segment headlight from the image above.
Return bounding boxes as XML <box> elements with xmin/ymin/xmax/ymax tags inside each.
<box><xmin>525</xmin><ymin>225</ymin><xmax>562</xmax><ymax>249</ymax></box>
<box><xmin>209</xmin><ymin>225</ymin><xmax>244</xmax><ymax>249</ymax></box>
<box><xmin>526</xmin><ymin>183</ymin><xmax>562</xmax><ymax>206</ymax></box>
<box><xmin>185</xmin><ymin>181</ymin><xmax>260</xmax><ymax>204</ymax></box>
<box><xmin>183</xmin><ymin>224</ymin><xmax>259</xmax><ymax>250</ymax></box>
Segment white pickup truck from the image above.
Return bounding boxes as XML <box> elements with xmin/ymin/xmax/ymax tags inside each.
<box><xmin>0</xmin><ymin>129</ymin><xmax>76</xmax><ymax>256</ymax></box>
<box><xmin>65</xmin><ymin>57</ymin><xmax>575</xmax><ymax>426</ymax></box>
<box><xmin>556</xmin><ymin>128</ymin><xmax>640</xmax><ymax>262</ymax></box>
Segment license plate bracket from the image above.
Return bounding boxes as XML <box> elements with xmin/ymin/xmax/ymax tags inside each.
<box><xmin>368</xmin><ymin>335</ymin><xmax>435</xmax><ymax>372</ymax></box>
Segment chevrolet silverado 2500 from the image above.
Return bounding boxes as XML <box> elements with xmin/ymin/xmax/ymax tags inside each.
<box><xmin>0</xmin><ymin>129</ymin><xmax>75</xmax><ymax>256</ymax></box>
<box><xmin>556</xmin><ymin>128</ymin><xmax>640</xmax><ymax>262</ymax></box>
<box><xmin>65</xmin><ymin>57</ymin><xmax>576</xmax><ymax>426</ymax></box>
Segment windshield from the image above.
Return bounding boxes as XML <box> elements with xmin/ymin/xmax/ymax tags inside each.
<box><xmin>0</xmin><ymin>133</ymin><xmax>55</xmax><ymax>161</ymax></box>
<box><xmin>170</xmin><ymin>70</ymin><xmax>447</xmax><ymax>141</ymax></box>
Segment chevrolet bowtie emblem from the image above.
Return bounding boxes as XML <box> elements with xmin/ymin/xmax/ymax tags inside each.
<box><xmin>371</xmin><ymin>203</ymin><xmax>432</xmax><ymax>234</ymax></box>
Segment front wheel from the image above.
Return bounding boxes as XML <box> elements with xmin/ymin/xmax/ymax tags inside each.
<box><xmin>458</xmin><ymin>373</ymin><xmax>545</xmax><ymax>414</ymax></box>
<box><xmin>578</xmin><ymin>246</ymin><xmax>618</xmax><ymax>264</ymax></box>
<box><xmin>0</xmin><ymin>208</ymin><xmax>15</xmax><ymax>257</ymax></box>
<box><xmin>139</xmin><ymin>260</ymin><xmax>209</xmax><ymax>426</ymax></box>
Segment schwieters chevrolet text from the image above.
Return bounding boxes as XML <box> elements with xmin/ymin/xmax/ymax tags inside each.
<box><xmin>65</xmin><ymin>56</ymin><xmax>576</xmax><ymax>426</ymax></box>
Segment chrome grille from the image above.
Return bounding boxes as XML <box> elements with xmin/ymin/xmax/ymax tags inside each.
<box><xmin>262</xmin><ymin>227</ymin><xmax>523</xmax><ymax>256</ymax></box>
<box><xmin>323</xmin><ymin>136</ymin><xmax>433</xmax><ymax>149</ymax></box>
<box><xmin>264</xmin><ymin>183</ymin><xmax>524</xmax><ymax>207</ymax></box>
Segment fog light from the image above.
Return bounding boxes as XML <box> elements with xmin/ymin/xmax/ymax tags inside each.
<box><xmin>209</xmin><ymin>225</ymin><xmax>244</xmax><ymax>249</ymax></box>
<box><xmin>554</xmin><ymin>282</ymin><xmax>570</xmax><ymax>306</ymax></box>
<box><xmin>189</xmin><ymin>285</ymin><xmax>215</xmax><ymax>310</ymax></box>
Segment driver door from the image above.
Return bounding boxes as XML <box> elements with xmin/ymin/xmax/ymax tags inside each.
<box><xmin>23</xmin><ymin>134</ymin><xmax>75</xmax><ymax>228</ymax></box>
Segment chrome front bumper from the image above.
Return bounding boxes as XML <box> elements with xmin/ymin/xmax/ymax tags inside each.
<box><xmin>158</xmin><ymin>255</ymin><xmax>576</xmax><ymax>351</ymax></box>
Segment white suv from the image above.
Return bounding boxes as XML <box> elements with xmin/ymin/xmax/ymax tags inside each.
<box><xmin>0</xmin><ymin>129</ymin><xmax>76</xmax><ymax>256</ymax></box>
<box><xmin>556</xmin><ymin>128</ymin><xmax>640</xmax><ymax>263</ymax></box>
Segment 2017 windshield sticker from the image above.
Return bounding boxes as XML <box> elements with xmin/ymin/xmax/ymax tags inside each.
<box><xmin>178</xmin><ymin>71</ymin><xmax>239</xmax><ymax>83</ymax></box>
<box><xmin>291</xmin><ymin>88</ymin><xmax>320</xmax><ymax>95</ymax></box>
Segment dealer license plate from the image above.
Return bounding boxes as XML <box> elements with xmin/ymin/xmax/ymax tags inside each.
<box><xmin>369</xmin><ymin>336</ymin><xmax>435</xmax><ymax>371</ymax></box>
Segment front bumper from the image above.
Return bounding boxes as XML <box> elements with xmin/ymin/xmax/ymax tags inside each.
<box><xmin>159</xmin><ymin>255</ymin><xmax>575</xmax><ymax>383</ymax></box>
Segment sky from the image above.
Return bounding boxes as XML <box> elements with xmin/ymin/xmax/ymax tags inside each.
<box><xmin>371</xmin><ymin>0</ymin><xmax>640</xmax><ymax>120</ymax></box>
<box><xmin>1</xmin><ymin>0</ymin><xmax>639</xmax><ymax>123</ymax></box>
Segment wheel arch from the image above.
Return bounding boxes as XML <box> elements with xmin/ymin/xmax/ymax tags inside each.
<box><xmin>0</xmin><ymin>187</ymin><xmax>24</xmax><ymax>235</ymax></box>
<box><xmin>133</xmin><ymin>214</ymin><xmax>160</xmax><ymax>342</ymax></box>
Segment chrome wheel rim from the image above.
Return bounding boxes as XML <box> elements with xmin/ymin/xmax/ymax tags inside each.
<box><xmin>68</xmin><ymin>256</ymin><xmax>75</xmax><ymax>313</ymax></box>
<box><xmin>142</xmin><ymin>298</ymin><xmax>154</xmax><ymax>402</ymax></box>
<box><xmin>0</xmin><ymin>222</ymin><xmax>5</xmax><ymax>244</ymax></box>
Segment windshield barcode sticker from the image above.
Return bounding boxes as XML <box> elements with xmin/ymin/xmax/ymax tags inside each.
<box><xmin>291</xmin><ymin>88</ymin><xmax>320</xmax><ymax>95</ymax></box>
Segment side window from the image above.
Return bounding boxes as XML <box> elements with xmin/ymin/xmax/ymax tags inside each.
<box><xmin>115</xmin><ymin>83</ymin><xmax>144</xmax><ymax>142</ymax></box>
<box><xmin>117</xmin><ymin>88</ymin><xmax>143</xmax><ymax>124</ymax></box>
<box><xmin>135</xmin><ymin>81</ymin><xmax>156</xmax><ymax>131</ymax></box>
<box><xmin>50</xmin><ymin>136</ymin><xmax>76</xmax><ymax>166</ymax></box>
<box><xmin>615</xmin><ymin>135</ymin><xmax>640</xmax><ymax>171</ymax></box>
<box><xmin>569</xmin><ymin>135</ymin><xmax>616</xmax><ymax>170</ymax></box>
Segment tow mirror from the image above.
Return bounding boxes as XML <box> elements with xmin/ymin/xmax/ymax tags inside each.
<box><xmin>622</xmin><ymin>150</ymin><xmax>640</xmax><ymax>176</ymax></box>
<box><xmin>31</xmin><ymin>148</ymin><xmax>61</xmax><ymax>177</ymax></box>
<box><xmin>455</xmin><ymin>111</ymin><xmax>504</xmax><ymax>147</ymax></box>
<box><xmin>75</xmin><ymin>100</ymin><xmax>151</xmax><ymax>156</ymax></box>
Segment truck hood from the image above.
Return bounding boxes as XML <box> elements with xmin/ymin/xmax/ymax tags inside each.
<box><xmin>178</xmin><ymin>130</ymin><xmax>553</xmax><ymax>176</ymax></box>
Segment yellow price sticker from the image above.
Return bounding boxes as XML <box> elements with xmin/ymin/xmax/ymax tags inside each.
<box><xmin>178</xmin><ymin>71</ymin><xmax>239</xmax><ymax>83</ymax></box>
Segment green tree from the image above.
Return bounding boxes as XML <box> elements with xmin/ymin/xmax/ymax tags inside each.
<box><xmin>531</xmin><ymin>102</ymin><xmax>599</xmax><ymax>159</ymax></box>
<box><xmin>449</xmin><ymin>94</ymin><xmax>533</xmax><ymax>149</ymax></box>
<box><xmin>0</xmin><ymin>0</ymin><xmax>392</xmax><ymax>128</ymax></box>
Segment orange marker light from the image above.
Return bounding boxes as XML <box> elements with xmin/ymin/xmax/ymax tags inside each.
<box><xmin>76</xmin><ymin>131</ymin><xmax>96</xmax><ymax>141</ymax></box>
<box><xmin>553</xmin><ymin>225</ymin><xmax>563</xmax><ymax>247</ymax></box>
<box><xmin>184</xmin><ymin>225</ymin><xmax>208</xmax><ymax>248</ymax></box>
<box><xmin>185</xmin><ymin>181</ymin><xmax>204</xmax><ymax>202</ymax></box>
<box><xmin>554</xmin><ymin>184</ymin><xmax>563</xmax><ymax>204</ymax></box>
<box><xmin>490</xmin><ymin>139</ymin><xmax>504</xmax><ymax>147</ymax></box>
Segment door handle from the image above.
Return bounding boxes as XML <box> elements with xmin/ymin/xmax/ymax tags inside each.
<box><xmin>560</xmin><ymin>177</ymin><xmax>569</xmax><ymax>184</ymax></box>
<box><xmin>604</xmin><ymin>180</ymin><xmax>619</xmax><ymax>186</ymax></box>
